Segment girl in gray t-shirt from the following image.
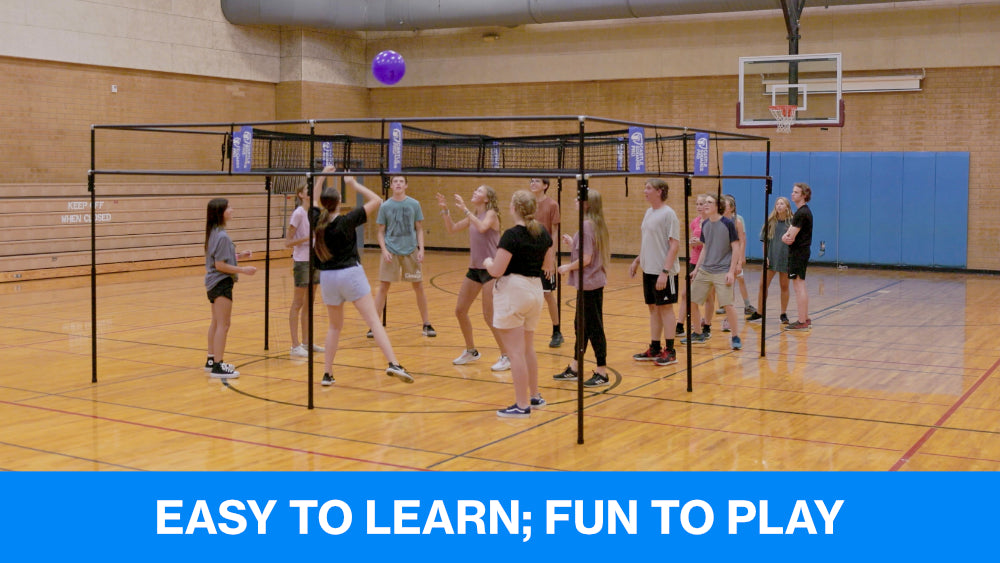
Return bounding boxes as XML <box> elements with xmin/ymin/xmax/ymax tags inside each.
<box><xmin>204</xmin><ymin>198</ymin><xmax>255</xmax><ymax>378</ymax></box>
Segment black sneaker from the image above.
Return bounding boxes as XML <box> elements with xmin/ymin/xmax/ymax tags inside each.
<box><xmin>366</xmin><ymin>329</ymin><xmax>374</xmax><ymax>338</ymax></box>
<box><xmin>386</xmin><ymin>363</ymin><xmax>414</xmax><ymax>383</ymax></box>
<box><xmin>583</xmin><ymin>373</ymin><xmax>609</xmax><ymax>387</ymax></box>
<box><xmin>744</xmin><ymin>305</ymin><xmax>758</xmax><ymax>316</ymax></box>
<box><xmin>552</xmin><ymin>365</ymin><xmax>578</xmax><ymax>381</ymax></box>
<box><xmin>654</xmin><ymin>349</ymin><xmax>678</xmax><ymax>366</ymax></box>
<box><xmin>549</xmin><ymin>332</ymin><xmax>564</xmax><ymax>348</ymax></box>
<box><xmin>210</xmin><ymin>362</ymin><xmax>239</xmax><ymax>379</ymax></box>
<box><xmin>204</xmin><ymin>358</ymin><xmax>214</xmax><ymax>372</ymax></box>
<box><xmin>702</xmin><ymin>324</ymin><xmax>712</xmax><ymax>336</ymax></box>
<box><xmin>747</xmin><ymin>312</ymin><xmax>763</xmax><ymax>323</ymax></box>
<box><xmin>497</xmin><ymin>404</ymin><xmax>530</xmax><ymax>418</ymax></box>
<box><xmin>633</xmin><ymin>347</ymin><xmax>662</xmax><ymax>361</ymax></box>
<box><xmin>321</xmin><ymin>373</ymin><xmax>334</xmax><ymax>386</ymax></box>
<box><xmin>422</xmin><ymin>324</ymin><xmax>437</xmax><ymax>337</ymax></box>
<box><xmin>530</xmin><ymin>395</ymin><xmax>546</xmax><ymax>407</ymax></box>
<box><xmin>675</xmin><ymin>323</ymin><xmax>685</xmax><ymax>336</ymax></box>
<box><xmin>780</xmin><ymin>313</ymin><xmax>790</xmax><ymax>324</ymax></box>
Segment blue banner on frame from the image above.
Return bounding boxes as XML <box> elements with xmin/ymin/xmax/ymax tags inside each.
<box><xmin>231</xmin><ymin>126</ymin><xmax>253</xmax><ymax>173</ymax></box>
<box><xmin>694</xmin><ymin>132</ymin><xmax>710</xmax><ymax>175</ymax></box>
<box><xmin>388</xmin><ymin>121</ymin><xmax>403</xmax><ymax>173</ymax></box>
<box><xmin>628</xmin><ymin>126</ymin><xmax>645</xmax><ymax>173</ymax></box>
<box><xmin>1</xmin><ymin>471</ymin><xmax>997</xmax><ymax>562</ymax></box>
<box><xmin>321</xmin><ymin>141</ymin><xmax>334</xmax><ymax>167</ymax></box>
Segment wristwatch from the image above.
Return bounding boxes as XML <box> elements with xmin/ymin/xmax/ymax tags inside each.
<box><xmin>661</xmin><ymin>269</ymin><xmax>669</xmax><ymax>274</ymax></box>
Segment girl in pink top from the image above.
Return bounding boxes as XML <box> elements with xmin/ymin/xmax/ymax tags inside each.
<box><xmin>553</xmin><ymin>189</ymin><xmax>611</xmax><ymax>387</ymax></box>
<box><xmin>676</xmin><ymin>193</ymin><xmax>715</xmax><ymax>335</ymax></box>
<box><xmin>436</xmin><ymin>185</ymin><xmax>507</xmax><ymax>369</ymax></box>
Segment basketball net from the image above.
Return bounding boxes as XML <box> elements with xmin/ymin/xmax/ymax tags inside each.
<box><xmin>769</xmin><ymin>105</ymin><xmax>798</xmax><ymax>134</ymax></box>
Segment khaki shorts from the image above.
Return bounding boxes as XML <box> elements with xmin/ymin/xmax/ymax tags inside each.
<box><xmin>292</xmin><ymin>260</ymin><xmax>320</xmax><ymax>287</ymax></box>
<box><xmin>378</xmin><ymin>252</ymin><xmax>423</xmax><ymax>282</ymax></box>
<box><xmin>690</xmin><ymin>270</ymin><xmax>735</xmax><ymax>308</ymax></box>
<box><xmin>492</xmin><ymin>274</ymin><xmax>544</xmax><ymax>330</ymax></box>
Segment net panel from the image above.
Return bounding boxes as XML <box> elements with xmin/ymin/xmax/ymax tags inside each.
<box><xmin>248</xmin><ymin>126</ymin><xmax>689</xmax><ymax>176</ymax></box>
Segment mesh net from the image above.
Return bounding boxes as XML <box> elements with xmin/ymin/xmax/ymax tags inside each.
<box><xmin>248</xmin><ymin>125</ymin><xmax>688</xmax><ymax>177</ymax></box>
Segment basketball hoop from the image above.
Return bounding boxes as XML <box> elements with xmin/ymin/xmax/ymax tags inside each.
<box><xmin>769</xmin><ymin>105</ymin><xmax>798</xmax><ymax>133</ymax></box>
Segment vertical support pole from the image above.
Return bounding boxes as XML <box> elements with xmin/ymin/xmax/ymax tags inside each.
<box><xmin>682</xmin><ymin>131</ymin><xmax>693</xmax><ymax>393</ymax></box>
<box><xmin>378</xmin><ymin>120</ymin><xmax>389</xmax><ymax>330</ymax></box>
<box><xmin>576</xmin><ymin>117</ymin><xmax>587</xmax><ymax>445</ymax></box>
<box><xmin>263</xmin><ymin>127</ymin><xmax>274</xmax><ymax>352</ymax></box>
<box><xmin>781</xmin><ymin>0</ymin><xmax>804</xmax><ymax>106</ymax></box>
<box><xmin>89</xmin><ymin>125</ymin><xmax>97</xmax><ymax>383</ymax></box>
<box><xmin>555</xmin><ymin>178</ymin><xmax>562</xmax><ymax>332</ymax></box>
<box><xmin>264</xmin><ymin>175</ymin><xmax>271</xmax><ymax>350</ymax></box>
<box><xmin>683</xmin><ymin>176</ymin><xmax>693</xmax><ymax>393</ymax></box>
<box><xmin>307</xmin><ymin>121</ymin><xmax>316</xmax><ymax>409</ymax></box>
<box><xmin>761</xmin><ymin>141</ymin><xmax>773</xmax><ymax>358</ymax></box>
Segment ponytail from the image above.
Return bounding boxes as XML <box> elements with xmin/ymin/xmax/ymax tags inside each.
<box><xmin>313</xmin><ymin>187</ymin><xmax>342</xmax><ymax>262</ymax></box>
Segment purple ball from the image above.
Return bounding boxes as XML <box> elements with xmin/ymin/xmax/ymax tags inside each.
<box><xmin>372</xmin><ymin>50</ymin><xmax>406</xmax><ymax>85</ymax></box>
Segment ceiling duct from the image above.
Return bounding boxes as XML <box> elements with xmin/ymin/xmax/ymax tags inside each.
<box><xmin>221</xmin><ymin>0</ymin><xmax>924</xmax><ymax>31</ymax></box>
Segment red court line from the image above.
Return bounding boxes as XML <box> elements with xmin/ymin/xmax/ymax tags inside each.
<box><xmin>890</xmin><ymin>355</ymin><xmax>1000</xmax><ymax>471</ymax></box>
<box><xmin>0</xmin><ymin>399</ymin><xmax>430</xmax><ymax>471</ymax></box>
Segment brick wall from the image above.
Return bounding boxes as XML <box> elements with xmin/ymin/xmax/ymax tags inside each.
<box><xmin>2</xmin><ymin>57</ymin><xmax>998</xmax><ymax>274</ymax></box>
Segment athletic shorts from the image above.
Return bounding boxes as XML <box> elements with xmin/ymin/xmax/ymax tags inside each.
<box><xmin>465</xmin><ymin>268</ymin><xmax>493</xmax><ymax>285</ymax></box>
<box><xmin>207</xmin><ymin>277</ymin><xmax>234</xmax><ymax>303</ymax></box>
<box><xmin>642</xmin><ymin>272</ymin><xmax>679</xmax><ymax>306</ymax></box>
<box><xmin>293</xmin><ymin>260</ymin><xmax>320</xmax><ymax>287</ymax></box>
<box><xmin>787</xmin><ymin>251</ymin><xmax>810</xmax><ymax>280</ymax></box>
<box><xmin>691</xmin><ymin>270</ymin><xmax>735</xmax><ymax>307</ymax></box>
<box><xmin>492</xmin><ymin>274</ymin><xmax>544</xmax><ymax>330</ymax></box>
<box><xmin>541</xmin><ymin>274</ymin><xmax>557</xmax><ymax>292</ymax></box>
<box><xmin>378</xmin><ymin>252</ymin><xmax>422</xmax><ymax>283</ymax></box>
<box><xmin>320</xmin><ymin>265</ymin><xmax>371</xmax><ymax>306</ymax></box>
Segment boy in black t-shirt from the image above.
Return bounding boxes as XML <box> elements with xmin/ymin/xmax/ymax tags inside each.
<box><xmin>782</xmin><ymin>182</ymin><xmax>813</xmax><ymax>331</ymax></box>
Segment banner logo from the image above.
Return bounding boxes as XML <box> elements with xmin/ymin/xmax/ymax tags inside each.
<box><xmin>232</xmin><ymin>126</ymin><xmax>253</xmax><ymax>173</ymax></box>
<box><xmin>491</xmin><ymin>141</ymin><xmax>500</xmax><ymax>169</ymax></box>
<box><xmin>388</xmin><ymin>122</ymin><xmax>403</xmax><ymax>173</ymax></box>
<box><xmin>321</xmin><ymin>142</ymin><xmax>334</xmax><ymax>167</ymax></box>
<box><xmin>694</xmin><ymin>132</ymin><xmax>709</xmax><ymax>176</ymax></box>
<box><xmin>628</xmin><ymin>127</ymin><xmax>645</xmax><ymax>173</ymax></box>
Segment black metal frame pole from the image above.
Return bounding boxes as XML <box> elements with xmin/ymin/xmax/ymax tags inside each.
<box><xmin>307</xmin><ymin>120</ymin><xmax>317</xmax><ymax>409</ymax></box>
<box><xmin>89</xmin><ymin>126</ymin><xmax>97</xmax><ymax>383</ymax></box>
<box><xmin>378</xmin><ymin>120</ymin><xmax>389</xmax><ymax>330</ymax></box>
<box><xmin>555</xmin><ymin>177</ymin><xmax>562</xmax><ymax>332</ymax></box>
<box><xmin>262</xmin><ymin>132</ymin><xmax>274</xmax><ymax>351</ymax></box>
<box><xmin>575</xmin><ymin>117</ymin><xmax>587</xmax><ymax>445</ymax></box>
<box><xmin>264</xmin><ymin>175</ymin><xmax>272</xmax><ymax>351</ymax></box>
<box><xmin>760</xmin><ymin>141</ymin><xmax>773</xmax><ymax>357</ymax></box>
<box><xmin>683</xmin><ymin>175</ymin><xmax>693</xmax><ymax>392</ymax></box>
<box><xmin>682</xmin><ymin>134</ymin><xmax>694</xmax><ymax>393</ymax></box>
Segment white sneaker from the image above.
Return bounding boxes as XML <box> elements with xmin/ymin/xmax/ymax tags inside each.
<box><xmin>491</xmin><ymin>355</ymin><xmax>511</xmax><ymax>372</ymax></box>
<box><xmin>453</xmin><ymin>349</ymin><xmax>481</xmax><ymax>365</ymax></box>
<box><xmin>290</xmin><ymin>344</ymin><xmax>308</xmax><ymax>358</ymax></box>
<box><xmin>311</xmin><ymin>343</ymin><xmax>325</xmax><ymax>352</ymax></box>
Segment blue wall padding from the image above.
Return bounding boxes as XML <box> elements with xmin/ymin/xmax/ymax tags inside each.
<box><xmin>838</xmin><ymin>153</ymin><xmax>872</xmax><ymax>264</ymax></box>
<box><xmin>901</xmin><ymin>153</ymin><xmax>936</xmax><ymax>266</ymax></box>
<box><xmin>933</xmin><ymin>152</ymin><xmax>969</xmax><ymax>267</ymax></box>
<box><xmin>808</xmin><ymin>152</ymin><xmax>841</xmax><ymax>264</ymax></box>
<box><xmin>869</xmin><ymin>153</ymin><xmax>904</xmax><ymax>265</ymax></box>
<box><xmin>721</xmin><ymin>151</ymin><xmax>969</xmax><ymax>268</ymax></box>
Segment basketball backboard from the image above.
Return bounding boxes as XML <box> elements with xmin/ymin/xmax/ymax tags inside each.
<box><xmin>738</xmin><ymin>53</ymin><xmax>843</xmax><ymax>129</ymax></box>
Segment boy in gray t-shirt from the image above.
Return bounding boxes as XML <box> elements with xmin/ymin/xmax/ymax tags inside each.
<box><xmin>372</xmin><ymin>175</ymin><xmax>435</xmax><ymax>337</ymax></box>
<box><xmin>684</xmin><ymin>194</ymin><xmax>743</xmax><ymax>350</ymax></box>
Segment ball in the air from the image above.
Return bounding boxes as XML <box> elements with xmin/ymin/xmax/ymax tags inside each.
<box><xmin>372</xmin><ymin>50</ymin><xmax>406</xmax><ymax>85</ymax></box>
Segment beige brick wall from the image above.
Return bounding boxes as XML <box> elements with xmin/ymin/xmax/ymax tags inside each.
<box><xmin>3</xmin><ymin>2</ymin><xmax>1000</xmax><ymax>275</ymax></box>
